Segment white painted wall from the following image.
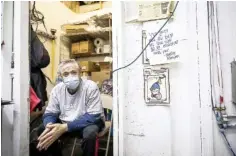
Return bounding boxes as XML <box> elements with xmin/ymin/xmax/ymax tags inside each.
<box><xmin>113</xmin><ymin>1</ymin><xmax>235</xmax><ymax>156</ymax></box>
<box><xmin>12</xmin><ymin>2</ymin><xmax>30</xmax><ymax>156</ymax></box>
<box><xmin>1</xmin><ymin>2</ymin><xmax>30</xmax><ymax>156</ymax></box>
<box><xmin>213</xmin><ymin>2</ymin><xmax>236</xmax><ymax>156</ymax></box>
<box><xmin>1</xmin><ymin>2</ymin><xmax>14</xmax><ymax>156</ymax></box>
<box><xmin>33</xmin><ymin>1</ymin><xmax>78</xmax><ymax>84</ymax></box>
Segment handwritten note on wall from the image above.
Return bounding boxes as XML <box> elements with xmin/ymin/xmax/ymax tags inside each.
<box><xmin>149</xmin><ymin>28</ymin><xmax>180</xmax><ymax>64</ymax></box>
<box><xmin>143</xmin><ymin>20</ymin><xmax>184</xmax><ymax>65</ymax></box>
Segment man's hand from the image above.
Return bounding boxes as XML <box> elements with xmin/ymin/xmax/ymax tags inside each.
<box><xmin>37</xmin><ymin>123</ymin><xmax>53</xmax><ymax>151</ymax></box>
<box><xmin>37</xmin><ymin>123</ymin><xmax>52</xmax><ymax>142</ymax></box>
<box><xmin>37</xmin><ymin>123</ymin><xmax>68</xmax><ymax>151</ymax></box>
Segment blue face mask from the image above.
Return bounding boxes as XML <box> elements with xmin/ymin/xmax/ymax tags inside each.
<box><xmin>63</xmin><ymin>75</ymin><xmax>80</xmax><ymax>90</ymax></box>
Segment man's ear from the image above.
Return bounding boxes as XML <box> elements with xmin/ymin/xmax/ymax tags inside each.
<box><xmin>57</xmin><ymin>72</ymin><xmax>62</xmax><ymax>79</ymax></box>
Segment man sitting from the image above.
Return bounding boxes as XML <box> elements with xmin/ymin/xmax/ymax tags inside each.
<box><xmin>36</xmin><ymin>59</ymin><xmax>105</xmax><ymax>156</ymax></box>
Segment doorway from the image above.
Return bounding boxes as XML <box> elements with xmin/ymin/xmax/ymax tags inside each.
<box><xmin>29</xmin><ymin>1</ymin><xmax>113</xmax><ymax>156</ymax></box>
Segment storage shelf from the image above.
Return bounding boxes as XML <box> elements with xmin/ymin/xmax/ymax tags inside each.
<box><xmin>72</xmin><ymin>52</ymin><xmax>111</xmax><ymax>58</ymax></box>
<box><xmin>60</xmin><ymin>8</ymin><xmax>112</xmax><ymax>60</ymax></box>
<box><xmin>62</xmin><ymin>27</ymin><xmax>111</xmax><ymax>42</ymax></box>
<box><xmin>61</xmin><ymin>7</ymin><xmax>112</xmax><ymax>26</ymax></box>
<box><xmin>61</xmin><ymin>1</ymin><xmax>112</xmax><ymax>14</ymax></box>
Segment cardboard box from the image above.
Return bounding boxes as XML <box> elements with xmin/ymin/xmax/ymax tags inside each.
<box><xmin>71</xmin><ymin>42</ymin><xmax>80</xmax><ymax>54</ymax></box>
<box><xmin>71</xmin><ymin>40</ymin><xmax>94</xmax><ymax>55</ymax></box>
<box><xmin>91</xmin><ymin>71</ymin><xmax>111</xmax><ymax>88</ymax></box>
<box><xmin>80</xmin><ymin>71</ymin><xmax>91</xmax><ymax>76</ymax></box>
<box><xmin>79</xmin><ymin>40</ymin><xmax>94</xmax><ymax>54</ymax></box>
<box><xmin>62</xmin><ymin>24</ymin><xmax>89</xmax><ymax>34</ymax></box>
<box><xmin>97</xmin><ymin>62</ymin><xmax>111</xmax><ymax>71</ymax></box>
<box><xmin>79</xmin><ymin>61</ymin><xmax>99</xmax><ymax>72</ymax></box>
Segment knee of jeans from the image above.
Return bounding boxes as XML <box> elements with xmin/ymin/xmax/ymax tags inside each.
<box><xmin>83</xmin><ymin>126</ymin><xmax>98</xmax><ymax>139</ymax></box>
<box><xmin>36</xmin><ymin>124</ymin><xmax>45</xmax><ymax>136</ymax></box>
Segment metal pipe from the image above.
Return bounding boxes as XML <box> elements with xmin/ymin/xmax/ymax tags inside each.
<box><xmin>208</xmin><ymin>2</ymin><xmax>216</xmax><ymax>108</ymax></box>
<box><xmin>99</xmin><ymin>1</ymin><xmax>103</xmax><ymax>9</ymax></box>
<box><xmin>209</xmin><ymin>2</ymin><xmax>219</xmax><ymax>109</ymax></box>
<box><xmin>51</xmin><ymin>39</ymin><xmax>55</xmax><ymax>81</ymax></box>
<box><xmin>50</xmin><ymin>29</ymin><xmax>56</xmax><ymax>82</ymax></box>
<box><xmin>108</xmin><ymin>17</ymin><xmax>112</xmax><ymax>79</ymax></box>
<box><xmin>213</xmin><ymin>2</ymin><xmax>225</xmax><ymax>109</ymax></box>
<box><xmin>227</xmin><ymin>123</ymin><xmax>236</xmax><ymax>128</ymax></box>
<box><xmin>223</xmin><ymin>115</ymin><xmax>236</xmax><ymax>118</ymax></box>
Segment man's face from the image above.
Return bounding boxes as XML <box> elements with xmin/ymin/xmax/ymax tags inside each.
<box><xmin>61</xmin><ymin>63</ymin><xmax>79</xmax><ymax>78</ymax></box>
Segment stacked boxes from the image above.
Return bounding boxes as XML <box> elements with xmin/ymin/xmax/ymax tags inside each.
<box><xmin>72</xmin><ymin>40</ymin><xmax>94</xmax><ymax>55</ymax></box>
<box><xmin>91</xmin><ymin>62</ymin><xmax>111</xmax><ymax>88</ymax></box>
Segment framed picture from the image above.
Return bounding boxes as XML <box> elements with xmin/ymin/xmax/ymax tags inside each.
<box><xmin>144</xmin><ymin>67</ymin><xmax>170</xmax><ymax>105</ymax></box>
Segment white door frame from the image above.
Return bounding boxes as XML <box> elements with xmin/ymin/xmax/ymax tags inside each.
<box><xmin>112</xmin><ymin>1</ymin><xmax>125</xmax><ymax>156</ymax></box>
<box><xmin>12</xmin><ymin>2</ymin><xmax>30</xmax><ymax>156</ymax></box>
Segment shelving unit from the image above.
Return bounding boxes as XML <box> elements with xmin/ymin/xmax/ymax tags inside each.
<box><xmin>61</xmin><ymin>1</ymin><xmax>112</xmax><ymax>14</ymax></box>
<box><xmin>62</xmin><ymin>27</ymin><xmax>111</xmax><ymax>42</ymax></box>
<box><xmin>61</xmin><ymin>12</ymin><xmax>112</xmax><ymax>40</ymax></box>
<box><xmin>60</xmin><ymin>8</ymin><xmax>112</xmax><ymax>88</ymax></box>
<box><xmin>72</xmin><ymin>52</ymin><xmax>110</xmax><ymax>58</ymax></box>
<box><xmin>60</xmin><ymin>8</ymin><xmax>112</xmax><ymax>56</ymax></box>
<box><xmin>58</xmin><ymin>4</ymin><xmax>113</xmax><ymax>155</ymax></box>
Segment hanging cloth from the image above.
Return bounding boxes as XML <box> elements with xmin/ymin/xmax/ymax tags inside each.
<box><xmin>30</xmin><ymin>86</ymin><xmax>41</xmax><ymax>112</ymax></box>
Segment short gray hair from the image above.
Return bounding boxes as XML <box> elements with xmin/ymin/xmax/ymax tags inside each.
<box><xmin>57</xmin><ymin>59</ymin><xmax>79</xmax><ymax>75</ymax></box>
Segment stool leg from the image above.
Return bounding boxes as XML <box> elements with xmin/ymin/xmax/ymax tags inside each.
<box><xmin>95</xmin><ymin>137</ymin><xmax>99</xmax><ymax>156</ymax></box>
<box><xmin>105</xmin><ymin>115</ymin><xmax>113</xmax><ymax>156</ymax></box>
<box><xmin>70</xmin><ymin>138</ymin><xmax>77</xmax><ymax>156</ymax></box>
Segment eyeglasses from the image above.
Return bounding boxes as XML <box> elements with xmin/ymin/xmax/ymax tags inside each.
<box><xmin>62</xmin><ymin>70</ymin><xmax>78</xmax><ymax>77</ymax></box>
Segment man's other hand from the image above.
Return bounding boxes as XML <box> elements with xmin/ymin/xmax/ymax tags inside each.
<box><xmin>37</xmin><ymin>123</ymin><xmax>68</xmax><ymax>151</ymax></box>
<box><xmin>37</xmin><ymin>123</ymin><xmax>52</xmax><ymax>141</ymax></box>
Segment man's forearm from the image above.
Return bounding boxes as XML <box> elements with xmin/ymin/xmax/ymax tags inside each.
<box><xmin>67</xmin><ymin>113</ymin><xmax>102</xmax><ymax>132</ymax></box>
<box><xmin>43</xmin><ymin>113</ymin><xmax>58</xmax><ymax>127</ymax></box>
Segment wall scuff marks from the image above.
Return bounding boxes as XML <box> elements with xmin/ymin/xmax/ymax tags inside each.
<box><xmin>125</xmin><ymin>133</ymin><xmax>145</xmax><ymax>137</ymax></box>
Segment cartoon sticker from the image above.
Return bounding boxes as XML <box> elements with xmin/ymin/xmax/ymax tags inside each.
<box><xmin>144</xmin><ymin>67</ymin><xmax>170</xmax><ymax>105</ymax></box>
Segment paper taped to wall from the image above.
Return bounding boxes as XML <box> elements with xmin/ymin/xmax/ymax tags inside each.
<box><xmin>142</xmin><ymin>20</ymin><xmax>187</xmax><ymax>65</ymax></box>
<box><xmin>137</xmin><ymin>1</ymin><xmax>172</xmax><ymax>22</ymax></box>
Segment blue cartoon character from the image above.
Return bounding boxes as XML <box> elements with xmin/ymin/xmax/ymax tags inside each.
<box><xmin>150</xmin><ymin>79</ymin><xmax>162</xmax><ymax>100</ymax></box>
